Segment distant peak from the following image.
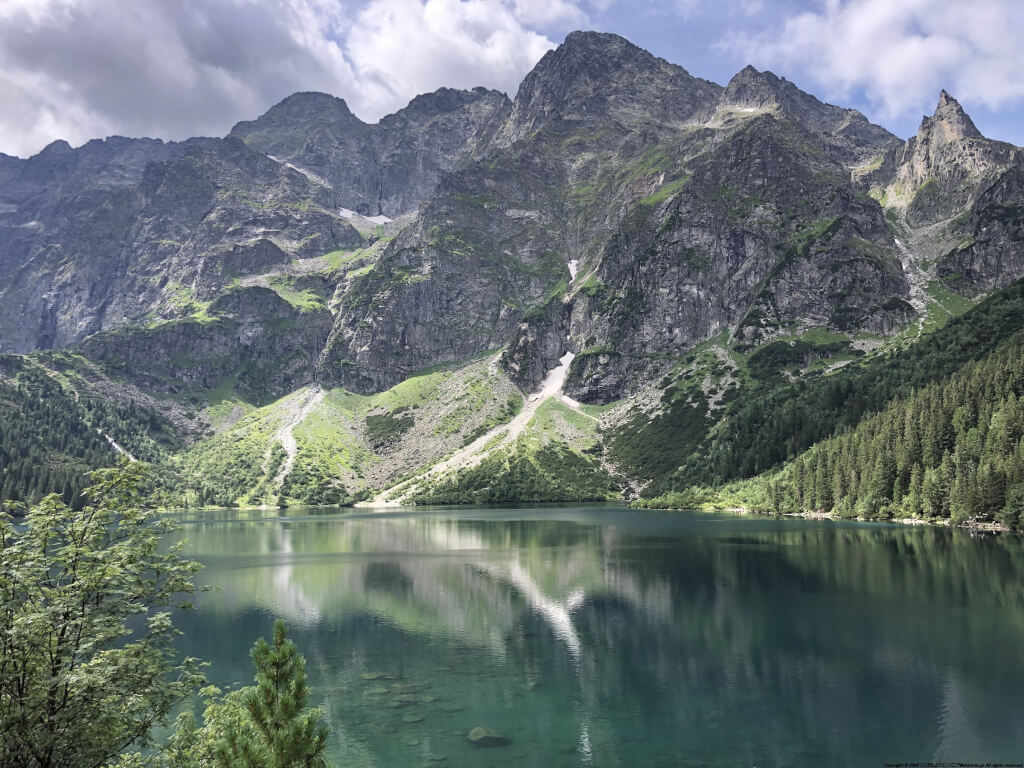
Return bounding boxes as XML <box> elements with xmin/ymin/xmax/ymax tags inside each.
<box><xmin>920</xmin><ymin>89</ymin><xmax>982</xmax><ymax>141</ymax></box>
<box><xmin>273</xmin><ymin>91</ymin><xmax>354</xmax><ymax>115</ymax></box>
<box><xmin>562</xmin><ymin>30</ymin><xmax>632</xmax><ymax>49</ymax></box>
<box><xmin>398</xmin><ymin>87</ymin><xmax>508</xmax><ymax>118</ymax></box>
<box><xmin>735</xmin><ymin>64</ymin><xmax>765</xmax><ymax>78</ymax></box>
<box><xmin>38</xmin><ymin>139</ymin><xmax>73</xmax><ymax>155</ymax></box>
<box><xmin>722</xmin><ymin>65</ymin><xmax>788</xmax><ymax>108</ymax></box>
<box><xmin>550</xmin><ymin>29</ymin><xmax>650</xmax><ymax>67</ymax></box>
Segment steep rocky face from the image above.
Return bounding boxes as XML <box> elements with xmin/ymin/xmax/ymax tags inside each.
<box><xmin>719</xmin><ymin>66</ymin><xmax>902</xmax><ymax>168</ymax></box>
<box><xmin>229</xmin><ymin>91</ymin><xmax>377</xmax><ymax>209</ymax></box>
<box><xmin>2</xmin><ymin>30</ymin><xmax>1022</xmax><ymax>411</ymax></box>
<box><xmin>939</xmin><ymin>164</ymin><xmax>1024</xmax><ymax>290</ymax></box>
<box><xmin>563</xmin><ymin>113</ymin><xmax>910</xmax><ymax>402</ymax></box>
<box><xmin>229</xmin><ymin>87</ymin><xmax>510</xmax><ymax>217</ymax></box>
<box><xmin>323</xmin><ymin>32</ymin><xmax>914</xmax><ymax>401</ymax></box>
<box><xmin>888</xmin><ymin>91</ymin><xmax>1017</xmax><ymax>225</ymax></box>
<box><xmin>499</xmin><ymin>30</ymin><xmax>722</xmax><ymax>143</ymax></box>
<box><xmin>79</xmin><ymin>286</ymin><xmax>331</xmax><ymax>400</ymax></box>
<box><xmin>0</xmin><ymin>135</ymin><xmax>361</xmax><ymax>353</ymax></box>
<box><xmin>318</xmin><ymin>141</ymin><xmax>573</xmax><ymax>393</ymax></box>
<box><xmin>373</xmin><ymin>87</ymin><xmax>511</xmax><ymax>215</ymax></box>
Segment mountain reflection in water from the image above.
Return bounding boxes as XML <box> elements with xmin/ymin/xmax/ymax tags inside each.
<box><xmin>170</xmin><ymin>506</ymin><xmax>1024</xmax><ymax>767</ymax></box>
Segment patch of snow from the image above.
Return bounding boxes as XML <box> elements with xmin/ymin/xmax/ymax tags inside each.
<box><xmin>267</xmin><ymin>154</ymin><xmax>329</xmax><ymax>186</ymax></box>
<box><xmin>505</xmin><ymin>209</ymin><xmax>540</xmax><ymax>220</ymax></box>
<box><xmin>568</xmin><ymin>259</ymin><xmax>580</xmax><ymax>282</ymax></box>
<box><xmin>338</xmin><ymin>208</ymin><xmax>392</xmax><ymax>225</ymax></box>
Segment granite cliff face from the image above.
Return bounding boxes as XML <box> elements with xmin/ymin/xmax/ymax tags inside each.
<box><xmin>885</xmin><ymin>91</ymin><xmax>1018</xmax><ymax>225</ymax></box>
<box><xmin>319</xmin><ymin>33</ymin><xmax>916</xmax><ymax>398</ymax></box>
<box><xmin>939</xmin><ymin>164</ymin><xmax>1024</xmax><ymax>291</ymax></box>
<box><xmin>229</xmin><ymin>87</ymin><xmax>510</xmax><ymax>217</ymax></box>
<box><xmin>0</xmin><ymin>31</ymin><xmax>1022</xmax><ymax>411</ymax></box>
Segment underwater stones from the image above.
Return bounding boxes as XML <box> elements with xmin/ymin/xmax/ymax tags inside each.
<box><xmin>466</xmin><ymin>726</ymin><xmax>510</xmax><ymax>747</ymax></box>
<box><xmin>402</xmin><ymin>713</ymin><xmax>425</xmax><ymax>723</ymax></box>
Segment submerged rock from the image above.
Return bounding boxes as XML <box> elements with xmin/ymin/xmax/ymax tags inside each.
<box><xmin>466</xmin><ymin>726</ymin><xmax>510</xmax><ymax>747</ymax></box>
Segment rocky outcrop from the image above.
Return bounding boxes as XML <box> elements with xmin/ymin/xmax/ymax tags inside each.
<box><xmin>466</xmin><ymin>727</ymin><xmax>510</xmax><ymax>747</ymax></box>
<box><xmin>500</xmin><ymin>297</ymin><xmax>569</xmax><ymax>392</ymax></box>
<box><xmin>889</xmin><ymin>91</ymin><xmax>1017</xmax><ymax>225</ymax></box>
<box><xmin>79</xmin><ymin>286</ymin><xmax>330</xmax><ymax>400</ymax></box>
<box><xmin>938</xmin><ymin>164</ymin><xmax>1024</xmax><ymax>291</ymax></box>
<box><xmin>230</xmin><ymin>87</ymin><xmax>510</xmax><ymax>217</ymax></box>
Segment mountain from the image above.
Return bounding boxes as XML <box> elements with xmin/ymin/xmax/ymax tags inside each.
<box><xmin>0</xmin><ymin>31</ymin><xmax>1022</xmax><ymax>524</ymax></box>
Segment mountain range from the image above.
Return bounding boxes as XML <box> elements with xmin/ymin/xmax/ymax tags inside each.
<box><xmin>1</xmin><ymin>31</ymin><xmax>1022</xmax><ymax>520</ymax></box>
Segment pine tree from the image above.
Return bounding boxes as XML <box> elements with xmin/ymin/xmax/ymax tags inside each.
<box><xmin>216</xmin><ymin>621</ymin><xmax>329</xmax><ymax>768</ymax></box>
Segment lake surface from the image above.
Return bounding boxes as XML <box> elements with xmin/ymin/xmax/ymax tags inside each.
<box><xmin>171</xmin><ymin>505</ymin><xmax>1024</xmax><ymax>767</ymax></box>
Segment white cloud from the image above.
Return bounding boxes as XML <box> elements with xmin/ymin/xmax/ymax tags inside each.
<box><xmin>512</xmin><ymin>0</ymin><xmax>586</xmax><ymax>27</ymax></box>
<box><xmin>344</xmin><ymin>0</ymin><xmax>559</xmax><ymax>118</ymax></box>
<box><xmin>719</xmin><ymin>0</ymin><xmax>1024</xmax><ymax>122</ymax></box>
<box><xmin>0</xmin><ymin>0</ymin><xmax>578</xmax><ymax>158</ymax></box>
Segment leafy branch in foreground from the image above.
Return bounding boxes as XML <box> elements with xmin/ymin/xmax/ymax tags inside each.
<box><xmin>0</xmin><ymin>461</ymin><xmax>204</xmax><ymax>768</ymax></box>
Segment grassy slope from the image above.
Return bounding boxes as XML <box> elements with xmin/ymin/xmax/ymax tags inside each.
<box><xmin>176</xmin><ymin>353</ymin><xmax>522</xmax><ymax>506</ymax></box>
<box><xmin>408</xmin><ymin>398</ymin><xmax>619</xmax><ymax>504</ymax></box>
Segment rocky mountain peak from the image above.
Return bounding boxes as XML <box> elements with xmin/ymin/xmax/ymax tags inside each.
<box><xmin>718</xmin><ymin>64</ymin><xmax>898</xmax><ymax>165</ymax></box>
<box><xmin>243</xmin><ymin>91</ymin><xmax>360</xmax><ymax>127</ymax></box>
<box><xmin>722</xmin><ymin>64</ymin><xmax>785</xmax><ymax>107</ymax></box>
<box><xmin>388</xmin><ymin>86</ymin><xmax>509</xmax><ymax>122</ymax></box>
<box><xmin>893</xmin><ymin>90</ymin><xmax>1016</xmax><ymax>224</ymax></box>
<box><xmin>502</xmin><ymin>30</ymin><xmax>720</xmax><ymax>142</ymax></box>
<box><xmin>918</xmin><ymin>89</ymin><xmax>983</xmax><ymax>144</ymax></box>
<box><xmin>36</xmin><ymin>139</ymin><xmax>74</xmax><ymax>157</ymax></box>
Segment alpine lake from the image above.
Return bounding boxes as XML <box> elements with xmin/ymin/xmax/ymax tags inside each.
<box><xmin>170</xmin><ymin>505</ymin><xmax>1024</xmax><ymax>767</ymax></box>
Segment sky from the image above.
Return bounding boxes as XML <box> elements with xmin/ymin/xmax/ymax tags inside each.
<box><xmin>1</xmin><ymin>0</ymin><xmax>1022</xmax><ymax>158</ymax></box>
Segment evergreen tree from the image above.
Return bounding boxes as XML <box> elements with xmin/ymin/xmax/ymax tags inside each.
<box><xmin>215</xmin><ymin>621</ymin><xmax>329</xmax><ymax>768</ymax></box>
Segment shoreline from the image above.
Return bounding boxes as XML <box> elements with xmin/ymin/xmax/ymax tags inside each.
<box><xmin>165</xmin><ymin>500</ymin><xmax>1016</xmax><ymax>533</ymax></box>
<box><xmin>655</xmin><ymin>504</ymin><xmax>1016</xmax><ymax>533</ymax></box>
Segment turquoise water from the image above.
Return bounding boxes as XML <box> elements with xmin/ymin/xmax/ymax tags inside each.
<box><xmin>171</xmin><ymin>506</ymin><xmax>1024</xmax><ymax>767</ymax></box>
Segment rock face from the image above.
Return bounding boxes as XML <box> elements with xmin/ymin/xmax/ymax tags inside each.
<box><xmin>719</xmin><ymin>65</ymin><xmax>902</xmax><ymax>167</ymax></box>
<box><xmin>0</xmin><ymin>135</ymin><xmax>360</xmax><ymax>354</ymax></box>
<box><xmin>230</xmin><ymin>87</ymin><xmax>510</xmax><ymax>217</ymax></box>
<box><xmin>0</xmin><ymin>31</ymin><xmax>1021</xmax><ymax>405</ymax></box>
<box><xmin>939</xmin><ymin>164</ymin><xmax>1024</xmax><ymax>290</ymax></box>
<box><xmin>889</xmin><ymin>91</ymin><xmax>1017</xmax><ymax>225</ymax></box>
<box><xmin>79</xmin><ymin>286</ymin><xmax>332</xmax><ymax>400</ymax></box>
<box><xmin>320</xmin><ymin>32</ymin><xmax>915</xmax><ymax>398</ymax></box>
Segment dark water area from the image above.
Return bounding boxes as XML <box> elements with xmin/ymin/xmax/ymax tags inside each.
<box><xmin>169</xmin><ymin>505</ymin><xmax>1024</xmax><ymax>767</ymax></box>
